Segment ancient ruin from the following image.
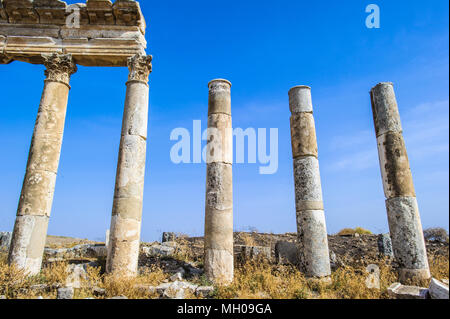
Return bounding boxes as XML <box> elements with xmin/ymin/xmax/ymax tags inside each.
<box><xmin>0</xmin><ymin>1</ymin><xmax>440</xmax><ymax>294</ymax></box>
<box><xmin>288</xmin><ymin>86</ymin><xmax>331</xmax><ymax>279</ymax></box>
<box><xmin>204</xmin><ymin>79</ymin><xmax>234</xmax><ymax>283</ymax></box>
<box><xmin>370</xmin><ymin>82</ymin><xmax>431</xmax><ymax>284</ymax></box>
<box><xmin>0</xmin><ymin>0</ymin><xmax>151</xmax><ymax>275</ymax></box>
<box><xmin>0</xmin><ymin>0</ymin><xmax>146</xmax><ymax>66</ymax></box>
<box><xmin>106</xmin><ymin>53</ymin><xmax>152</xmax><ymax>276</ymax></box>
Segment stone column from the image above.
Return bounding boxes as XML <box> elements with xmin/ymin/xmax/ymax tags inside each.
<box><xmin>204</xmin><ymin>79</ymin><xmax>234</xmax><ymax>284</ymax></box>
<box><xmin>288</xmin><ymin>86</ymin><xmax>331</xmax><ymax>279</ymax></box>
<box><xmin>370</xmin><ymin>82</ymin><xmax>430</xmax><ymax>284</ymax></box>
<box><xmin>106</xmin><ymin>54</ymin><xmax>152</xmax><ymax>277</ymax></box>
<box><xmin>8</xmin><ymin>53</ymin><xmax>77</xmax><ymax>275</ymax></box>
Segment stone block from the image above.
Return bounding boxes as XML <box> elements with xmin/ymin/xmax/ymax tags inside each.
<box><xmin>370</xmin><ymin>82</ymin><xmax>402</xmax><ymax>137</ymax></box>
<box><xmin>288</xmin><ymin>85</ymin><xmax>313</xmax><ymax>113</ymax></box>
<box><xmin>4</xmin><ymin>0</ymin><xmax>40</xmax><ymax>24</ymax></box>
<box><xmin>162</xmin><ymin>232</ymin><xmax>176</xmax><ymax>243</ymax></box>
<box><xmin>142</xmin><ymin>244</ymin><xmax>175</xmax><ymax>257</ymax></box>
<box><xmin>0</xmin><ymin>231</ymin><xmax>12</xmax><ymax>249</ymax></box>
<box><xmin>196</xmin><ymin>286</ymin><xmax>214</xmax><ymax>298</ymax></box>
<box><xmin>388</xmin><ymin>282</ymin><xmax>429</xmax><ymax>299</ymax></box>
<box><xmin>274</xmin><ymin>241</ymin><xmax>299</xmax><ymax>265</ymax></box>
<box><xmin>86</xmin><ymin>0</ymin><xmax>114</xmax><ymax>25</ymax></box>
<box><xmin>34</xmin><ymin>0</ymin><xmax>67</xmax><ymax>25</ymax></box>
<box><xmin>377</xmin><ymin>233</ymin><xmax>394</xmax><ymax>257</ymax></box>
<box><xmin>429</xmin><ymin>278</ymin><xmax>449</xmax><ymax>299</ymax></box>
<box><xmin>238</xmin><ymin>245</ymin><xmax>271</xmax><ymax>261</ymax></box>
<box><xmin>57</xmin><ymin>287</ymin><xmax>74</xmax><ymax>299</ymax></box>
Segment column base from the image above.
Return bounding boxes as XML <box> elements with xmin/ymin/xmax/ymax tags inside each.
<box><xmin>204</xmin><ymin>248</ymin><xmax>234</xmax><ymax>285</ymax></box>
<box><xmin>296</xmin><ymin>210</ymin><xmax>332</xmax><ymax>278</ymax></box>
<box><xmin>8</xmin><ymin>215</ymin><xmax>49</xmax><ymax>275</ymax></box>
<box><xmin>398</xmin><ymin>268</ymin><xmax>431</xmax><ymax>285</ymax></box>
<box><xmin>106</xmin><ymin>239</ymin><xmax>140</xmax><ymax>277</ymax></box>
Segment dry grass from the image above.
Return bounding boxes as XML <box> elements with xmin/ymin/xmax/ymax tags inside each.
<box><xmin>239</xmin><ymin>232</ymin><xmax>257</xmax><ymax>246</ymax></box>
<box><xmin>0</xmin><ymin>251</ymin><xmax>68</xmax><ymax>299</ymax></box>
<box><xmin>214</xmin><ymin>258</ymin><xmax>397</xmax><ymax>299</ymax></box>
<box><xmin>171</xmin><ymin>238</ymin><xmax>199</xmax><ymax>264</ymax></box>
<box><xmin>429</xmin><ymin>254</ymin><xmax>449</xmax><ymax>280</ymax></box>
<box><xmin>337</xmin><ymin>227</ymin><xmax>373</xmax><ymax>236</ymax></box>
<box><xmin>1</xmin><ymin>248</ymin><xmax>448</xmax><ymax>299</ymax></box>
<box><xmin>75</xmin><ymin>265</ymin><xmax>168</xmax><ymax>299</ymax></box>
<box><xmin>0</xmin><ymin>250</ymin><xmax>169</xmax><ymax>299</ymax></box>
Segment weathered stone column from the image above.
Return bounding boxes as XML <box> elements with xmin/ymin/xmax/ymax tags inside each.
<box><xmin>288</xmin><ymin>86</ymin><xmax>331</xmax><ymax>279</ymax></box>
<box><xmin>106</xmin><ymin>54</ymin><xmax>152</xmax><ymax>277</ymax></box>
<box><xmin>204</xmin><ymin>79</ymin><xmax>234</xmax><ymax>284</ymax></box>
<box><xmin>8</xmin><ymin>53</ymin><xmax>77</xmax><ymax>275</ymax></box>
<box><xmin>370</xmin><ymin>82</ymin><xmax>430</xmax><ymax>284</ymax></box>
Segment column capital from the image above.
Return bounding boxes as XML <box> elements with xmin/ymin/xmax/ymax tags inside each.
<box><xmin>127</xmin><ymin>54</ymin><xmax>152</xmax><ymax>83</ymax></box>
<box><xmin>42</xmin><ymin>53</ymin><xmax>77</xmax><ymax>87</ymax></box>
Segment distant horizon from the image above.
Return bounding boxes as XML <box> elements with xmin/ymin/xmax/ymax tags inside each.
<box><xmin>1</xmin><ymin>0</ymin><xmax>449</xmax><ymax>242</ymax></box>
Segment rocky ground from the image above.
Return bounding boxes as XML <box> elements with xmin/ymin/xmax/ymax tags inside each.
<box><xmin>0</xmin><ymin>231</ymin><xmax>448</xmax><ymax>299</ymax></box>
<box><xmin>184</xmin><ymin>232</ymin><xmax>448</xmax><ymax>267</ymax></box>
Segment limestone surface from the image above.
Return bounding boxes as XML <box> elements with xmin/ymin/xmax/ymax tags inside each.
<box><xmin>289</xmin><ymin>85</ymin><xmax>331</xmax><ymax>279</ymax></box>
<box><xmin>377</xmin><ymin>233</ymin><xmax>393</xmax><ymax>257</ymax></box>
<box><xmin>8</xmin><ymin>54</ymin><xmax>76</xmax><ymax>275</ymax></box>
<box><xmin>274</xmin><ymin>241</ymin><xmax>300</xmax><ymax>265</ymax></box>
<box><xmin>429</xmin><ymin>278</ymin><xmax>449</xmax><ymax>299</ymax></box>
<box><xmin>370</xmin><ymin>82</ymin><xmax>430</xmax><ymax>284</ymax></box>
<box><xmin>0</xmin><ymin>0</ymin><xmax>146</xmax><ymax>66</ymax></box>
<box><xmin>388</xmin><ymin>282</ymin><xmax>429</xmax><ymax>299</ymax></box>
<box><xmin>106</xmin><ymin>53</ymin><xmax>152</xmax><ymax>277</ymax></box>
<box><xmin>370</xmin><ymin>82</ymin><xmax>403</xmax><ymax>137</ymax></box>
<box><xmin>204</xmin><ymin>79</ymin><xmax>234</xmax><ymax>284</ymax></box>
<box><xmin>0</xmin><ymin>231</ymin><xmax>12</xmax><ymax>249</ymax></box>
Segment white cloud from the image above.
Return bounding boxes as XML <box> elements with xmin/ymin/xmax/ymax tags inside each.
<box><xmin>329</xmin><ymin>130</ymin><xmax>373</xmax><ymax>151</ymax></box>
<box><xmin>330</xmin><ymin>149</ymin><xmax>378</xmax><ymax>172</ymax></box>
<box><xmin>328</xmin><ymin>99</ymin><xmax>449</xmax><ymax>172</ymax></box>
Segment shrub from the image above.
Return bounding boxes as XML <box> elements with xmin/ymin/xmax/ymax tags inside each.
<box><xmin>337</xmin><ymin>227</ymin><xmax>372</xmax><ymax>236</ymax></box>
<box><xmin>423</xmin><ymin>227</ymin><xmax>449</xmax><ymax>243</ymax></box>
<box><xmin>337</xmin><ymin>228</ymin><xmax>356</xmax><ymax>236</ymax></box>
<box><xmin>354</xmin><ymin>227</ymin><xmax>372</xmax><ymax>235</ymax></box>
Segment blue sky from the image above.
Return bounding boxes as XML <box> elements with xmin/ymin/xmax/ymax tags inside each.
<box><xmin>0</xmin><ymin>0</ymin><xmax>448</xmax><ymax>242</ymax></box>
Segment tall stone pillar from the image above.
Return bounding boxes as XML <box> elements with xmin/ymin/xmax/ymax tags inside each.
<box><xmin>370</xmin><ymin>82</ymin><xmax>430</xmax><ymax>284</ymax></box>
<box><xmin>288</xmin><ymin>86</ymin><xmax>331</xmax><ymax>279</ymax></box>
<box><xmin>204</xmin><ymin>79</ymin><xmax>234</xmax><ymax>284</ymax></box>
<box><xmin>8</xmin><ymin>53</ymin><xmax>77</xmax><ymax>275</ymax></box>
<box><xmin>106</xmin><ymin>54</ymin><xmax>152</xmax><ymax>277</ymax></box>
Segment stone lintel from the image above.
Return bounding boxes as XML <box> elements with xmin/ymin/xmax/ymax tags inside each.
<box><xmin>0</xmin><ymin>0</ymin><xmax>146</xmax><ymax>66</ymax></box>
<box><xmin>1</xmin><ymin>0</ymin><xmax>145</xmax><ymax>31</ymax></box>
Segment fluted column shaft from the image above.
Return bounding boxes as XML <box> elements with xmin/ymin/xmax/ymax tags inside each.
<box><xmin>289</xmin><ymin>86</ymin><xmax>331</xmax><ymax>278</ymax></box>
<box><xmin>8</xmin><ymin>54</ymin><xmax>77</xmax><ymax>275</ymax></box>
<box><xmin>204</xmin><ymin>79</ymin><xmax>234</xmax><ymax>284</ymax></box>
<box><xmin>106</xmin><ymin>54</ymin><xmax>152</xmax><ymax>276</ymax></box>
<box><xmin>370</xmin><ymin>82</ymin><xmax>430</xmax><ymax>284</ymax></box>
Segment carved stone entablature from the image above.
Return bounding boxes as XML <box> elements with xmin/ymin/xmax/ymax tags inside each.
<box><xmin>34</xmin><ymin>0</ymin><xmax>67</xmax><ymax>25</ymax></box>
<box><xmin>42</xmin><ymin>53</ymin><xmax>77</xmax><ymax>85</ymax></box>
<box><xmin>128</xmin><ymin>53</ymin><xmax>152</xmax><ymax>83</ymax></box>
<box><xmin>113</xmin><ymin>0</ymin><xmax>144</xmax><ymax>28</ymax></box>
<box><xmin>0</xmin><ymin>0</ymin><xmax>147</xmax><ymax>66</ymax></box>
<box><xmin>1</xmin><ymin>34</ymin><xmax>11</xmax><ymax>63</ymax></box>
<box><xmin>87</xmin><ymin>0</ymin><xmax>115</xmax><ymax>25</ymax></box>
<box><xmin>3</xmin><ymin>0</ymin><xmax>39</xmax><ymax>24</ymax></box>
<box><xmin>0</xmin><ymin>1</ymin><xmax>8</xmax><ymax>23</ymax></box>
<box><xmin>1</xmin><ymin>0</ymin><xmax>145</xmax><ymax>31</ymax></box>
